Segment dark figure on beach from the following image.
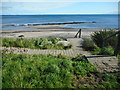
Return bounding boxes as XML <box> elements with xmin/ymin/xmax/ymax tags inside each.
<box><xmin>18</xmin><ymin>35</ymin><xmax>24</xmax><ymax>38</ymax></box>
<box><xmin>74</xmin><ymin>29</ymin><xmax>81</xmax><ymax>38</ymax></box>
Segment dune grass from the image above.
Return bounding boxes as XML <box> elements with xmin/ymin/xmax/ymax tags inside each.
<box><xmin>91</xmin><ymin>30</ymin><xmax>117</xmax><ymax>48</ymax></box>
<box><xmin>82</xmin><ymin>30</ymin><xmax>120</xmax><ymax>56</ymax></box>
<box><xmin>1</xmin><ymin>37</ymin><xmax>72</xmax><ymax>50</ymax></box>
<box><xmin>2</xmin><ymin>53</ymin><xmax>96</xmax><ymax>88</ymax></box>
<box><xmin>2</xmin><ymin>53</ymin><xmax>120</xmax><ymax>88</ymax></box>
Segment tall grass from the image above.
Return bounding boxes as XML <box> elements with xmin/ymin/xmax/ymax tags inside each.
<box><xmin>2</xmin><ymin>53</ymin><xmax>120</xmax><ymax>88</ymax></box>
<box><xmin>2</xmin><ymin>53</ymin><xmax>97</xmax><ymax>88</ymax></box>
<box><xmin>83</xmin><ymin>30</ymin><xmax>119</xmax><ymax>55</ymax></box>
<box><xmin>91</xmin><ymin>30</ymin><xmax>117</xmax><ymax>48</ymax></box>
<box><xmin>2</xmin><ymin>38</ymin><xmax>72</xmax><ymax>50</ymax></box>
<box><xmin>82</xmin><ymin>38</ymin><xmax>98</xmax><ymax>51</ymax></box>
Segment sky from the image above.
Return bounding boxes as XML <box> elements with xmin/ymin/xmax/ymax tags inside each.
<box><xmin>1</xmin><ymin>2</ymin><xmax>118</xmax><ymax>15</ymax></box>
<box><xmin>1</xmin><ymin>0</ymin><xmax>119</xmax><ymax>2</ymax></box>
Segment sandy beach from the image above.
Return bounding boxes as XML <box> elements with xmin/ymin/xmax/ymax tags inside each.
<box><xmin>1</xmin><ymin>25</ymin><xmax>101</xmax><ymax>38</ymax></box>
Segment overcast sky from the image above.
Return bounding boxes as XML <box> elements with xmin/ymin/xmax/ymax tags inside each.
<box><xmin>2</xmin><ymin>2</ymin><xmax>118</xmax><ymax>15</ymax></box>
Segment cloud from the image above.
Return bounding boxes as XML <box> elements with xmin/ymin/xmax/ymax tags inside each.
<box><xmin>1</xmin><ymin>0</ymin><xmax>119</xmax><ymax>2</ymax></box>
<box><xmin>2</xmin><ymin>0</ymin><xmax>69</xmax><ymax>2</ymax></box>
<box><xmin>2</xmin><ymin>2</ymin><xmax>74</xmax><ymax>11</ymax></box>
<box><xmin>1</xmin><ymin>2</ymin><xmax>118</xmax><ymax>15</ymax></box>
<box><xmin>21</xmin><ymin>2</ymin><xmax>74</xmax><ymax>11</ymax></box>
<box><xmin>1</xmin><ymin>2</ymin><xmax>74</xmax><ymax>15</ymax></box>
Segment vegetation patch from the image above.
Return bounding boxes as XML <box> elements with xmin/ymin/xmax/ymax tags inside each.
<box><xmin>82</xmin><ymin>38</ymin><xmax>98</xmax><ymax>51</ymax></box>
<box><xmin>2</xmin><ymin>53</ymin><xmax>120</xmax><ymax>88</ymax></box>
<box><xmin>91</xmin><ymin>30</ymin><xmax>117</xmax><ymax>48</ymax></box>
<box><xmin>76</xmin><ymin>72</ymin><xmax>120</xmax><ymax>88</ymax></box>
<box><xmin>1</xmin><ymin>37</ymin><xmax>72</xmax><ymax>50</ymax></box>
<box><xmin>82</xmin><ymin>30</ymin><xmax>120</xmax><ymax>56</ymax></box>
<box><xmin>2</xmin><ymin>53</ymin><xmax>96</xmax><ymax>88</ymax></box>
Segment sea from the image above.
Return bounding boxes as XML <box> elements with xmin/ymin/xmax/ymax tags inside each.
<box><xmin>1</xmin><ymin>14</ymin><xmax>118</xmax><ymax>30</ymax></box>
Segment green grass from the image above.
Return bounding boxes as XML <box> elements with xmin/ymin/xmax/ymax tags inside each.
<box><xmin>117</xmin><ymin>55</ymin><xmax>120</xmax><ymax>60</ymax></box>
<box><xmin>91</xmin><ymin>30</ymin><xmax>117</xmax><ymax>48</ymax></box>
<box><xmin>2</xmin><ymin>53</ymin><xmax>97</xmax><ymax>88</ymax></box>
<box><xmin>93</xmin><ymin>46</ymin><xmax>114</xmax><ymax>55</ymax></box>
<box><xmin>97</xmin><ymin>73</ymin><xmax>120</xmax><ymax>89</ymax></box>
<box><xmin>2</xmin><ymin>53</ymin><xmax>120</xmax><ymax>88</ymax></box>
<box><xmin>82</xmin><ymin>30</ymin><xmax>120</xmax><ymax>56</ymax></box>
<box><xmin>82</xmin><ymin>38</ymin><xmax>115</xmax><ymax>55</ymax></box>
<box><xmin>77</xmin><ymin>72</ymin><xmax>120</xmax><ymax>88</ymax></box>
<box><xmin>1</xmin><ymin>37</ymin><xmax>72</xmax><ymax>50</ymax></box>
<box><xmin>82</xmin><ymin>38</ymin><xmax>98</xmax><ymax>51</ymax></box>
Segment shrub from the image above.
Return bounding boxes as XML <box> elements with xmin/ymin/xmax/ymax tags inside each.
<box><xmin>91</xmin><ymin>30</ymin><xmax>117</xmax><ymax>48</ymax></box>
<box><xmin>82</xmin><ymin>38</ymin><xmax>98</xmax><ymax>51</ymax></box>
<box><xmin>82</xmin><ymin>30</ymin><xmax>119</xmax><ymax>56</ymax></box>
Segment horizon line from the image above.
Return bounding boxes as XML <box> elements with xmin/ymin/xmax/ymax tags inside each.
<box><xmin>1</xmin><ymin>14</ymin><xmax>118</xmax><ymax>15</ymax></box>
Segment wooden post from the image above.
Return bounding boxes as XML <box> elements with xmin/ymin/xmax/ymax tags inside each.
<box><xmin>79</xmin><ymin>29</ymin><xmax>81</xmax><ymax>38</ymax></box>
<box><xmin>74</xmin><ymin>31</ymin><xmax>79</xmax><ymax>38</ymax></box>
<box><xmin>114</xmin><ymin>30</ymin><xmax>120</xmax><ymax>56</ymax></box>
<box><xmin>74</xmin><ymin>29</ymin><xmax>81</xmax><ymax>38</ymax></box>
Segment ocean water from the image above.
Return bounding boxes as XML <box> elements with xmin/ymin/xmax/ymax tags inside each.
<box><xmin>1</xmin><ymin>14</ymin><xmax>118</xmax><ymax>30</ymax></box>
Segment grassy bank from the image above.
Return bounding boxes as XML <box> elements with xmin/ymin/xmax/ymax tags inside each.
<box><xmin>2</xmin><ymin>53</ymin><xmax>120</xmax><ymax>88</ymax></box>
<box><xmin>1</xmin><ymin>38</ymin><xmax>72</xmax><ymax>50</ymax></box>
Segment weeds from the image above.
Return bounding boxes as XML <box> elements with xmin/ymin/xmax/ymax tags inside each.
<box><xmin>2</xmin><ymin>38</ymin><xmax>72</xmax><ymax>50</ymax></box>
<box><xmin>82</xmin><ymin>38</ymin><xmax>98</xmax><ymax>51</ymax></box>
<box><xmin>93</xmin><ymin>46</ymin><xmax>114</xmax><ymax>55</ymax></box>
<box><xmin>2</xmin><ymin>53</ymin><xmax>96</xmax><ymax>88</ymax></box>
<box><xmin>91</xmin><ymin>30</ymin><xmax>117</xmax><ymax>48</ymax></box>
<box><xmin>2</xmin><ymin>53</ymin><xmax>120</xmax><ymax>88</ymax></box>
<box><xmin>83</xmin><ymin>30</ymin><xmax>119</xmax><ymax>56</ymax></box>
